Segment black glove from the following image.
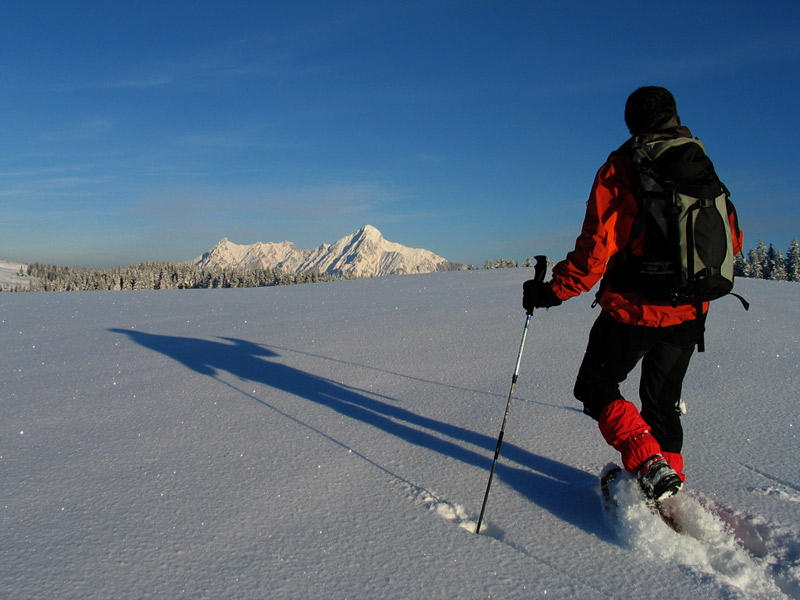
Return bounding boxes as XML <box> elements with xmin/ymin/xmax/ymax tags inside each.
<box><xmin>522</xmin><ymin>279</ymin><xmax>562</xmax><ymax>312</ymax></box>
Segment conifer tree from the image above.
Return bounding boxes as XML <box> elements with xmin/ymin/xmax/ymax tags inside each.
<box><xmin>747</xmin><ymin>240</ymin><xmax>768</xmax><ymax>279</ymax></box>
<box><xmin>733</xmin><ymin>252</ymin><xmax>750</xmax><ymax>277</ymax></box>
<box><xmin>765</xmin><ymin>244</ymin><xmax>778</xmax><ymax>280</ymax></box>
<box><xmin>786</xmin><ymin>238</ymin><xmax>800</xmax><ymax>282</ymax></box>
<box><xmin>769</xmin><ymin>250</ymin><xmax>788</xmax><ymax>281</ymax></box>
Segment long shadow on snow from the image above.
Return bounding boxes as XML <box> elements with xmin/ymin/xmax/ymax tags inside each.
<box><xmin>109</xmin><ymin>329</ymin><xmax>606</xmax><ymax>539</ymax></box>
<box><xmin>262</xmin><ymin>342</ymin><xmax>582</xmax><ymax>414</ymax></box>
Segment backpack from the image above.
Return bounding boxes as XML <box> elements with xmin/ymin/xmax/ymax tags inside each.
<box><xmin>612</xmin><ymin>135</ymin><xmax>744</xmax><ymax>307</ymax></box>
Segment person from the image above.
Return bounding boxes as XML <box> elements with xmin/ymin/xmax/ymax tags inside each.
<box><xmin>522</xmin><ymin>86</ymin><xmax>743</xmax><ymax>501</ymax></box>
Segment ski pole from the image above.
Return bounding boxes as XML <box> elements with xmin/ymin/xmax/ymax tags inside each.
<box><xmin>476</xmin><ymin>255</ymin><xmax>547</xmax><ymax>535</ymax></box>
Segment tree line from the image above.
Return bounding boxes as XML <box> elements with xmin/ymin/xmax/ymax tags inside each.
<box><xmin>6</xmin><ymin>261</ymin><xmax>345</xmax><ymax>292</ymax></box>
<box><xmin>734</xmin><ymin>239</ymin><xmax>800</xmax><ymax>282</ymax></box>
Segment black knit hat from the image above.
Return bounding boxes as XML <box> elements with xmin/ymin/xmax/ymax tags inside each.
<box><xmin>624</xmin><ymin>86</ymin><xmax>678</xmax><ymax>135</ymax></box>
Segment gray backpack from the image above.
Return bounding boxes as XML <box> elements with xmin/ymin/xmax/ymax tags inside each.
<box><xmin>618</xmin><ymin>136</ymin><xmax>742</xmax><ymax>307</ymax></box>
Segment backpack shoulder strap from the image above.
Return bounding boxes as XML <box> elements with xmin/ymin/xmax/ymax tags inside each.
<box><xmin>612</xmin><ymin>137</ymin><xmax>636</xmax><ymax>158</ymax></box>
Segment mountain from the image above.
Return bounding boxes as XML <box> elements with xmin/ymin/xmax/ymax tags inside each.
<box><xmin>192</xmin><ymin>225</ymin><xmax>462</xmax><ymax>278</ymax></box>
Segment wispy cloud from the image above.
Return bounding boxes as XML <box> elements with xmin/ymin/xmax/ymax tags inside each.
<box><xmin>133</xmin><ymin>181</ymin><xmax>398</xmax><ymax>220</ymax></box>
<box><xmin>0</xmin><ymin>172</ymin><xmax>114</xmax><ymax>199</ymax></box>
<box><xmin>256</xmin><ymin>182</ymin><xmax>388</xmax><ymax>217</ymax></box>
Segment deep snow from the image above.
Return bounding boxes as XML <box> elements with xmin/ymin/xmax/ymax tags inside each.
<box><xmin>1</xmin><ymin>269</ymin><xmax>798</xmax><ymax>598</ymax></box>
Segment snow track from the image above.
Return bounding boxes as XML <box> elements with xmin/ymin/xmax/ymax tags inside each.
<box><xmin>605</xmin><ymin>468</ymin><xmax>798</xmax><ymax>598</ymax></box>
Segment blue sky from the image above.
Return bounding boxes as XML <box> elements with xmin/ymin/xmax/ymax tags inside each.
<box><xmin>2</xmin><ymin>1</ymin><xmax>799</xmax><ymax>268</ymax></box>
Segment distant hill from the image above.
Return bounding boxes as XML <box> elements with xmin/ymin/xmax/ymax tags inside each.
<box><xmin>0</xmin><ymin>259</ymin><xmax>36</xmax><ymax>290</ymax></box>
<box><xmin>192</xmin><ymin>225</ymin><xmax>463</xmax><ymax>278</ymax></box>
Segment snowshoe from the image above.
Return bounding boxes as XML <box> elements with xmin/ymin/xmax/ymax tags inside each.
<box><xmin>600</xmin><ymin>462</ymin><xmax>679</xmax><ymax>532</ymax></box>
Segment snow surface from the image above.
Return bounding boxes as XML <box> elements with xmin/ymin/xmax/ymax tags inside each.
<box><xmin>1</xmin><ymin>269</ymin><xmax>798</xmax><ymax>599</ymax></box>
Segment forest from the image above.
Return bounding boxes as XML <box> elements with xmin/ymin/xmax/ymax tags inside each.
<box><xmin>11</xmin><ymin>261</ymin><xmax>346</xmax><ymax>292</ymax></box>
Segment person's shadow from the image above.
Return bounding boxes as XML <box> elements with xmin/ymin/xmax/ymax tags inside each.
<box><xmin>109</xmin><ymin>328</ymin><xmax>605</xmax><ymax>538</ymax></box>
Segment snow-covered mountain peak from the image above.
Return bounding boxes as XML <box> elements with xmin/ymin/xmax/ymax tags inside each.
<box><xmin>193</xmin><ymin>225</ymin><xmax>461</xmax><ymax>278</ymax></box>
<box><xmin>356</xmin><ymin>224</ymin><xmax>383</xmax><ymax>239</ymax></box>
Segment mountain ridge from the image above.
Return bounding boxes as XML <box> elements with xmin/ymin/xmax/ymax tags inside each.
<box><xmin>193</xmin><ymin>225</ymin><xmax>463</xmax><ymax>278</ymax></box>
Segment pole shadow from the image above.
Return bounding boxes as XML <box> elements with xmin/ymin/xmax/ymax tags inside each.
<box><xmin>109</xmin><ymin>328</ymin><xmax>607</xmax><ymax>539</ymax></box>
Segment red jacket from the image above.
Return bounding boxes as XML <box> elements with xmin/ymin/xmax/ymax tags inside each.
<box><xmin>551</xmin><ymin>134</ymin><xmax>744</xmax><ymax>327</ymax></box>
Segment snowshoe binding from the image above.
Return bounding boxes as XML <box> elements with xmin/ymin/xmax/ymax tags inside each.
<box><xmin>638</xmin><ymin>454</ymin><xmax>682</xmax><ymax>502</ymax></box>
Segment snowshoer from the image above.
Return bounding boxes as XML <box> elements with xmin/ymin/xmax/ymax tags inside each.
<box><xmin>523</xmin><ymin>86</ymin><xmax>744</xmax><ymax>501</ymax></box>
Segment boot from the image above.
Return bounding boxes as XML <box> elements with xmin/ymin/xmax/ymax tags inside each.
<box><xmin>638</xmin><ymin>454</ymin><xmax>682</xmax><ymax>501</ymax></box>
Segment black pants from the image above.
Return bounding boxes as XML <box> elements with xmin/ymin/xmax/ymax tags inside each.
<box><xmin>573</xmin><ymin>311</ymin><xmax>705</xmax><ymax>454</ymax></box>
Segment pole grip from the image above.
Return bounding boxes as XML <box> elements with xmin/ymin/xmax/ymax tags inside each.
<box><xmin>533</xmin><ymin>255</ymin><xmax>547</xmax><ymax>283</ymax></box>
<box><xmin>524</xmin><ymin>255</ymin><xmax>548</xmax><ymax>316</ymax></box>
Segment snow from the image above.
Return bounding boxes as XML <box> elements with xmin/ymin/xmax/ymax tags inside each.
<box><xmin>0</xmin><ymin>259</ymin><xmax>35</xmax><ymax>290</ymax></box>
<box><xmin>194</xmin><ymin>238</ymin><xmax>307</xmax><ymax>272</ymax></box>
<box><xmin>1</xmin><ymin>269</ymin><xmax>798</xmax><ymax>599</ymax></box>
